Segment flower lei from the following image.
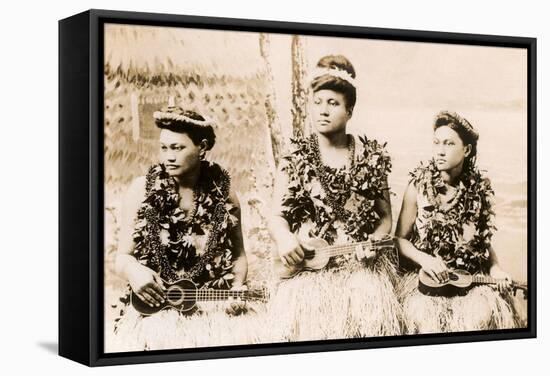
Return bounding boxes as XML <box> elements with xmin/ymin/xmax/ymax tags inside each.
<box><xmin>410</xmin><ymin>159</ymin><xmax>496</xmax><ymax>273</ymax></box>
<box><xmin>132</xmin><ymin>162</ymin><xmax>238</xmax><ymax>288</ymax></box>
<box><xmin>281</xmin><ymin>134</ymin><xmax>392</xmax><ymax>244</ymax></box>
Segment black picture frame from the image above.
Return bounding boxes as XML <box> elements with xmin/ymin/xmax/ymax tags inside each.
<box><xmin>59</xmin><ymin>8</ymin><xmax>537</xmax><ymax>367</ymax></box>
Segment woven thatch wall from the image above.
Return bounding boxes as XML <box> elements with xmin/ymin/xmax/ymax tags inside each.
<box><xmin>103</xmin><ymin>70</ymin><xmax>273</xmax><ymax>196</ymax></box>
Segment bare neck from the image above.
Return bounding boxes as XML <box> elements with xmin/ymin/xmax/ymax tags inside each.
<box><xmin>440</xmin><ymin>162</ymin><xmax>463</xmax><ymax>186</ymax></box>
<box><xmin>317</xmin><ymin>131</ymin><xmax>349</xmax><ymax>150</ymax></box>
<box><xmin>174</xmin><ymin>165</ymin><xmax>200</xmax><ymax>190</ymax></box>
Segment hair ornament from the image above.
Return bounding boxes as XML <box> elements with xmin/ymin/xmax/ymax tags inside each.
<box><xmin>310</xmin><ymin>67</ymin><xmax>357</xmax><ymax>87</ymax></box>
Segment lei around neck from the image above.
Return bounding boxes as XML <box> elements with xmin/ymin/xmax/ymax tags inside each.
<box><xmin>281</xmin><ymin>134</ymin><xmax>392</xmax><ymax>243</ymax></box>
<box><xmin>132</xmin><ymin>162</ymin><xmax>238</xmax><ymax>288</ymax></box>
<box><xmin>410</xmin><ymin>159</ymin><xmax>496</xmax><ymax>273</ymax></box>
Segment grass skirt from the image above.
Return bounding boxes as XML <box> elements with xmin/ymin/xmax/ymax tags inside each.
<box><xmin>266</xmin><ymin>254</ymin><xmax>402</xmax><ymax>342</ymax></box>
<box><xmin>105</xmin><ymin>301</ymin><xmax>268</xmax><ymax>353</ymax></box>
<box><xmin>397</xmin><ymin>272</ymin><xmax>523</xmax><ymax>334</ymax></box>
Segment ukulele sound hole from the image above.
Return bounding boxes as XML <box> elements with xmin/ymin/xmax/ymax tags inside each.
<box><xmin>448</xmin><ymin>272</ymin><xmax>459</xmax><ymax>281</ymax></box>
<box><xmin>304</xmin><ymin>250</ymin><xmax>315</xmax><ymax>260</ymax></box>
<box><xmin>166</xmin><ymin>286</ymin><xmax>184</xmax><ymax>305</ymax></box>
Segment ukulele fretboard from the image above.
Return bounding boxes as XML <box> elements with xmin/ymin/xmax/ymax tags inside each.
<box><xmin>472</xmin><ymin>275</ymin><xmax>527</xmax><ymax>291</ymax></box>
<box><xmin>194</xmin><ymin>289</ymin><xmax>262</xmax><ymax>301</ymax></box>
<box><xmin>472</xmin><ymin>275</ymin><xmax>499</xmax><ymax>285</ymax></box>
<box><xmin>320</xmin><ymin>238</ymin><xmax>394</xmax><ymax>257</ymax></box>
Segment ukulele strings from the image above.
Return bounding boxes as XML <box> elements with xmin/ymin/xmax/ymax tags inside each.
<box><xmin>155</xmin><ymin>290</ymin><xmax>264</xmax><ymax>300</ymax></box>
<box><xmin>326</xmin><ymin>244</ymin><xmax>395</xmax><ymax>257</ymax></box>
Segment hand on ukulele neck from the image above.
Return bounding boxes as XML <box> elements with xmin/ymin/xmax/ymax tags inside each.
<box><xmin>354</xmin><ymin>243</ymin><xmax>377</xmax><ymax>264</ymax></box>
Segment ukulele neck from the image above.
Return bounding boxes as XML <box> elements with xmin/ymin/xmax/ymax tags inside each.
<box><xmin>472</xmin><ymin>275</ymin><xmax>499</xmax><ymax>285</ymax></box>
<box><xmin>321</xmin><ymin>241</ymin><xmax>371</xmax><ymax>258</ymax></box>
<box><xmin>472</xmin><ymin>275</ymin><xmax>525</xmax><ymax>291</ymax></box>
<box><xmin>320</xmin><ymin>237</ymin><xmax>394</xmax><ymax>258</ymax></box>
<box><xmin>195</xmin><ymin>289</ymin><xmax>263</xmax><ymax>302</ymax></box>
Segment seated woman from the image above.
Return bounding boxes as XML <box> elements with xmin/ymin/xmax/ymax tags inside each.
<box><xmin>395</xmin><ymin>111</ymin><xmax>523</xmax><ymax>334</ymax></box>
<box><xmin>108</xmin><ymin>106</ymin><xmax>265</xmax><ymax>351</ymax></box>
<box><xmin>267</xmin><ymin>55</ymin><xmax>402</xmax><ymax>341</ymax></box>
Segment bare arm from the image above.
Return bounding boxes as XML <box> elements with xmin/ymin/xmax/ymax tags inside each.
<box><xmin>487</xmin><ymin>245</ymin><xmax>513</xmax><ymax>292</ymax></box>
<box><xmin>372</xmin><ymin>185</ymin><xmax>393</xmax><ymax>237</ymax></box>
<box><xmin>115</xmin><ymin>176</ymin><xmax>165</xmax><ymax>306</ymax></box>
<box><xmin>267</xmin><ymin>166</ymin><xmax>304</xmax><ymax>266</ymax></box>
<box><xmin>395</xmin><ymin>181</ymin><xmax>423</xmax><ymax>265</ymax></box>
<box><xmin>268</xmin><ymin>168</ymin><xmax>292</xmax><ymax>237</ymax></box>
<box><xmin>395</xmin><ymin>181</ymin><xmax>448</xmax><ymax>282</ymax></box>
<box><xmin>227</xmin><ymin>190</ymin><xmax>248</xmax><ymax>287</ymax></box>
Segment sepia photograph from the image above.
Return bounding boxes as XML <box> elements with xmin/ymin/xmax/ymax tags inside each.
<box><xmin>101</xmin><ymin>22</ymin><xmax>529</xmax><ymax>353</ymax></box>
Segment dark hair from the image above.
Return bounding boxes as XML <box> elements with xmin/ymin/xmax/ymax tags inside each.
<box><xmin>434</xmin><ymin>111</ymin><xmax>478</xmax><ymax>170</ymax></box>
<box><xmin>310</xmin><ymin>55</ymin><xmax>357</xmax><ymax>112</ymax></box>
<box><xmin>155</xmin><ymin>107</ymin><xmax>216</xmax><ymax>150</ymax></box>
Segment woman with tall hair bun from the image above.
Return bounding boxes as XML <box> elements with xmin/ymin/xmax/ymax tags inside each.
<box><xmin>108</xmin><ymin>106</ymin><xmax>265</xmax><ymax>351</ymax></box>
<box><xmin>267</xmin><ymin>55</ymin><xmax>402</xmax><ymax>341</ymax></box>
<box><xmin>395</xmin><ymin>111</ymin><xmax>523</xmax><ymax>333</ymax></box>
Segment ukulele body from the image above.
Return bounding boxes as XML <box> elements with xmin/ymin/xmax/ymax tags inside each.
<box><xmin>418</xmin><ymin>269</ymin><xmax>473</xmax><ymax>297</ymax></box>
<box><xmin>131</xmin><ymin>278</ymin><xmax>198</xmax><ymax>316</ymax></box>
<box><xmin>272</xmin><ymin>223</ymin><xmax>333</xmax><ymax>279</ymax></box>
<box><xmin>272</xmin><ymin>222</ymin><xmax>395</xmax><ymax>279</ymax></box>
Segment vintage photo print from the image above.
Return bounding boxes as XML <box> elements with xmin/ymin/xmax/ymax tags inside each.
<box><xmin>102</xmin><ymin>23</ymin><xmax>529</xmax><ymax>353</ymax></box>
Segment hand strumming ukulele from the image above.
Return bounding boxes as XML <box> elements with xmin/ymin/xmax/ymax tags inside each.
<box><xmin>131</xmin><ymin>278</ymin><xmax>269</xmax><ymax>316</ymax></box>
<box><xmin>418</xmin><ymin>269</ymin><xmax>528</xmax><ymax>298</ymax></box>
<box><xmin>273</xmin><ymin>221</ymin><xmax>396</xmax><ymax>279</ymax></box>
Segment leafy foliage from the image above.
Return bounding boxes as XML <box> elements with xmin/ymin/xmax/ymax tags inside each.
<box><xmin>410</xmin><ymin>159</ymin><xmax>496</xmax><ymax>273</ymax></box>
<box><xmin>133</xmin><ymin>162</ymin><xmax>235</xmax><ymax>288</ymax></box>
<box><xmin>281</xmin><ymin>134</ymin><xmax>392</xmax><ymax>244</ymax></box>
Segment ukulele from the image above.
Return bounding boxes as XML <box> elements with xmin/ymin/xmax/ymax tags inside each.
<box><xmin>131</xmin><ymin>278</ymin><xmax>269</xmax><ymax>316</ymax></box>
<box><xmin>418</xmin><ymin>269</ymin><xmax>528</xmax><ymax>298</ymax></box>
<box><xmin>273</xmin><ymin>221</ymin><xmax>396</xmax><ymax>279</ymax></box>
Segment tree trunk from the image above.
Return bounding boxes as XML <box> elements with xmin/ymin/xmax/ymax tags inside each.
<box><xmin>291</xmin><ymin>35</ymin><xmax>308</xmax><ymax>138</ymax></box>
<box><xmin>259</xmin><ymin>33</ymin><xmax>284</xmax><ymax>169</ymax></box>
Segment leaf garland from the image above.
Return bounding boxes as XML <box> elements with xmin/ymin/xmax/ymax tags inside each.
<box><xmin>132</xmin><ymin>161</ymin><xmax>237</xmax><ymax>288</ymax></box>
<box><xmin>281</xmin><ymin>134</ymin><xmax>392</xmax><ymax>244</ymax></box>
<box><xmin>410</xmin><ymin>159</ymin><xmax>496</xmax><ymax>273</ymax></box>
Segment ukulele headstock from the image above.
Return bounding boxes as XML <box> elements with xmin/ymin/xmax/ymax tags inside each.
<box><xmin>367</xmin><ymin>235</ymin><xmax>397</xmax><ymax>262</ymax></box>
<box><xmin>368</xmin><ymin>234</ymin><xmax>395</xmax><ymax>249</ymax></box>
<box><xmin>247</xmin><ymin>286</ymin><xmax>270</xmax><ymax>303</ymax></box>
<box><xmin>512</xmin><ymin>282</ymin><xmax>528</xmax><ymax>300</ymax></box>
<box><xmin>244</xmin><ymin>279</ymin><xmax>271</xmax><ymax>303</ymax></box>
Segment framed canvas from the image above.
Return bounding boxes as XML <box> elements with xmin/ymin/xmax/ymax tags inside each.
<box><xmin>59</xmin><ymin>9</ymin><xmax>536</xmax><ymax>366</ymax></box>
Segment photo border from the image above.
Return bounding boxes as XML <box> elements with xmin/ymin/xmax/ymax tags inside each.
<box><xmin>59</xmin><ymin>8</ymin><xmax>536</xmax><ymax>367</ymax></box>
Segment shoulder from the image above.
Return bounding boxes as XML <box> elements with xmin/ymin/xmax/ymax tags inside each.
<box><xmin>227</xmin><ymin>189</ymin><xmax>241</xmax><ymax>209</ymax></box>
<box><xmin>283</xmin><ymin>136</ymin><xmax>312</xmax><ymax>160</ymax></box>
<box><xmin>404</xmin><ymin>179</ymin><xmax>419</xmax><ymax>199</ymax></box>
<box><xmin>355</xmin><ymin>134</ymin><xmax>387</xmax><ymax>151</ymax></box>
<box><xmin>465</xmin><ymin>166</ymin><xmax>494</xmax><ymax>196</ymax></box>
<box><xmin>353</xmin><ymin>134</ymin><xmax>392</xmax><ymax>178</ymax></box>
<box><xmin>408</xmin><ymin>160</ymin><xmax>433</xmax><ymax>187</ymax></box>
<box><xmin>200</xmin><ymin>160</ymin><xmax>229</xmax><ymax>180</ymax></box>
<box><xmin>407</xmin><ymin>160</ymin><xmax>441</xmax><ymax>205</ymax></box>
<box><xmin>279</xmin><ymin>136</ymin><xmax>312</xmax><ymax>173</ymax></box>
<box><xmin>472</xmin><ymin>166</ymin><xmax>492</xmax><ymax>186</ymax></box>
<box><xmin>200</xmin><ymin>160</ymin><xmax>232</xmax><ymax>198</ymax></box>
<box><xmin>354</xmin><ymin>134</ymin><xmax>390</xmax><ymax>162</ymax></box>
